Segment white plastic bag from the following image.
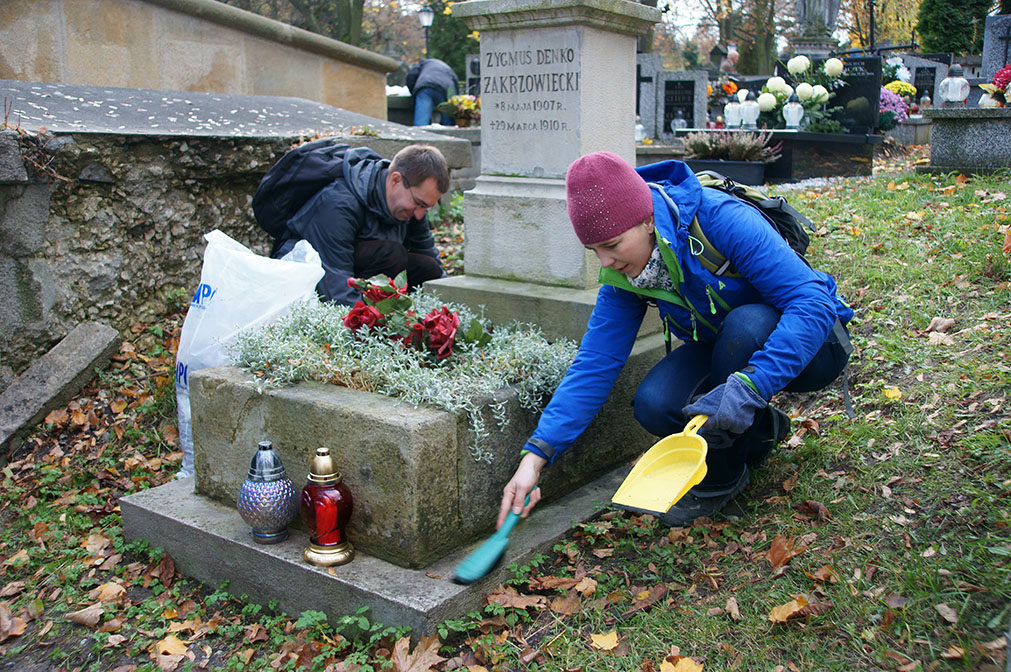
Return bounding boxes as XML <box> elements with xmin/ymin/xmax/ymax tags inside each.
<box><xmin>174</xmin><ymin>230</ymin><xmax>324</xmax><ymax>478</ymax></box>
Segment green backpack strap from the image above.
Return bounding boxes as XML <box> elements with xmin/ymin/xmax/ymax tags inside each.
<box><xmin>688</xmin><ymin>217</ymin><xmax>740</xmax><ymax>278</ymax></box>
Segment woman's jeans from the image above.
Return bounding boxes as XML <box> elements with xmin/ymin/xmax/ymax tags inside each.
<box><xmin>632</xmin><ymin>303</ymin><xmax>851</xmax><ymax>492</ymax></box>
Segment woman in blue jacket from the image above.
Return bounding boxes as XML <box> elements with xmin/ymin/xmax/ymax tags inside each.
<box><xmin>498</xmin><ymin>152</ymin><xmax>853</xmax><ymax>528</ymax></box>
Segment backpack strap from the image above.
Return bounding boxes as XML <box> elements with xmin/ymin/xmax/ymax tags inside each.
<box><xmin>688</xmin><ymin>216</ymin><xmax>740</xmax><ymax>278</ymax></box>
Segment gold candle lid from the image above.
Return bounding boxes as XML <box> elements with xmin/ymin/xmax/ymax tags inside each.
<box><xmin>308</xmin><ymin>447</ymin><xmax>342</xmax><ymax>484</ymax></box>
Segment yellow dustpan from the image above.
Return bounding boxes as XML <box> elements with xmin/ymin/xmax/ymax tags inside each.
<box><xmin>611</xmin><ymin>415</ymin><xmax>709</xmax><ymax>516</ymax></box>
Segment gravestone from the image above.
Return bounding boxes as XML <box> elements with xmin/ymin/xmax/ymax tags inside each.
<box><xmin>780</xmin><ymin>56</ymin><xmax>881</xmax><ymax>134</ymax></box>
<box><xmin>636</xmin><ymin>53</ymin><xmax>662</xmax><ymax>139</ymax></box>
<box><xmin>436</xmin><ymin>0</ymin><xmax>662</xmax><ymax>333</ymax></box>
<box><xmin>654</xmin><ymin>70</ymin><xmax>708</xmax><ymax>141</ymax></box>
<box><xmin>904</xmin><ymin>55</ymin><xmax>947</xmax><ymax>103</ymax></box>
<box><xmin>983</xmin><ymin>15</ymin><xmax>1011</xmax><ymax>80</ymax></box>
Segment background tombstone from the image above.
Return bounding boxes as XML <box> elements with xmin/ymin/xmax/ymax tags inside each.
<box><xmin>780</xmin><ymin>55</ymin><xmax>881</xmax><ymax>134</ymax></box>
<box><xmin>654</xmin><ymin>70</ymin><xmax>707</xmax><ymax>141</ymax></box>
<box><xmin>904</xmin><ymin>55</ymin><xmax>947</xmax><ymax>104</ymax></box>
<box><xmin>435</xmin><ymin>0</ymin><xmax>662</xmax><ymax>341</ymax></box>
<box><xmin>983</xmin><ymin>15</ymin><xmax>1011</xmax><ymax>81</ymax></box>
<box><xmin>636</xmin><ymin>53</ymin><xmax>662</xmax><ymax>140</ymax></box>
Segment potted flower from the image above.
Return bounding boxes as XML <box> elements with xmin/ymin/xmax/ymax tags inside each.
<box><xmin>877</xmin><ymin>86</ymin><xmax>909</xmax><ymax>132</ymax></box>
<box><xmin>682</xmin><ymin>130</ymin><xmax>782</xmax><ymax>185</ymax></box>
<box><xmin>436</xmin><ymin>94</ymin><xmax>481</xmax><ymax>127</ymax></box>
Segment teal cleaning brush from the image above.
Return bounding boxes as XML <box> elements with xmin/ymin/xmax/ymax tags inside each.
<box><xmin>453</xmin><ymin>491</ymin><xmax>534</xmax><ymax>585</ymax></box>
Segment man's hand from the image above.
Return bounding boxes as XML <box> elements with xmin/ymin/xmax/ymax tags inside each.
<box><xmin>497</xmin><ymin>452</ymin><xmax>547</xmax><ymax>528</ymax></box>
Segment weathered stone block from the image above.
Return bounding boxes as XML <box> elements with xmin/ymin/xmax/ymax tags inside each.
<box><xmin>922</xmin><ymin>108</ymin><xmax>1011</xmax><ymax>173</ymax></box>
<box><xmin>191</xmin><ymin>333</ymin><xmax>664</xmax><ymax>568</ymax></box>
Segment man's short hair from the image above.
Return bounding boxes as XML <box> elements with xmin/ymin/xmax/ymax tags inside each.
<box><xmin>390</xmin><ymin>145</ymin><xmax>450</xmax><ymax>193</ymax></box>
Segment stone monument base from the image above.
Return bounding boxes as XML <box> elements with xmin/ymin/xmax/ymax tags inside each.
<box><xmin>187</xmin><ymin>332</ymin><xmax>665</xmax><ymax>569</ymax></box>
<box><xmin>121</xmin><ymin>465</ymin><xmax>628</xmax><ymax>635</ymax></box>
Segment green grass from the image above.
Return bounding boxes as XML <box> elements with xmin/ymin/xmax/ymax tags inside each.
<box><xmin>0</xmin><ymin>162</ymin><xmax>1008</xmax><ymax>671</ymax></box>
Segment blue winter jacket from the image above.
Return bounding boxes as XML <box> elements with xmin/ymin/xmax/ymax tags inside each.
<box><xmin>524</xmin><ymin>160</ymin><xmax>853</xmax><ymax>464</ymax></box>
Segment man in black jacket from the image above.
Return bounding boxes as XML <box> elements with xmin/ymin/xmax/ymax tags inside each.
<box><xmin>407</xmin><ymin>58</ymin><xmax>459</xmax><ymax>126</ymax></box>
<box><xmin>273</xmin><ymin>144</ymin><xmax>449</xmax><ymax>305</ymax></box>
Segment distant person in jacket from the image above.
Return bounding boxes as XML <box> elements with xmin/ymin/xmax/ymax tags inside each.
<box><xmin>407</xmin><ymin>58</ymin><xmax>459</xmax><ymax>126</ymax></box>
<box><xmin>498</xmin><ymin>152</ymin><xmax>853</xmax><ymax>528</ymax></box>
<box><xmin>273</xmin><ymin>144</ymin><xmax>449</xmax><ymax>305</ymax></box>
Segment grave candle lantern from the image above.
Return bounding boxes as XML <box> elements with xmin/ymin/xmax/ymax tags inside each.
<box><xmin>236</xmin><ymin>441</ymin><xmax>298</xmax><ymax>544</ymax></box>
<box><xmin>938</xmin><ymin>64</ymin><xmax>969</xmax><ymax>107</ymax></box>
<box><xmin>782</xmin><ymin>93</ymin><xmax>804</xmax><ymax>129</ymax></box>
<box><xmin>300</xmin><ymin>447</ymin><xmax>355</xmax><ymax>567</ymax></box>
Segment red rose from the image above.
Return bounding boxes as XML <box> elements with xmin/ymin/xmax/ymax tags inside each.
<box><xmin>343</xmin><ymin>301</ymin><xmax>383</xmax><ymax>331</ymax></box>
<box><xmin>363</xmin><ymin>285</ymin><xmax>399</xmax><ymax>303</ymax></box>
<box><xmin>402</xmin><ymin>321</ymin><xmax>425</xmax><ymax>349</ymax></box>
<box><xmin>422</xmin><ymin>306</ymin><xmax>460</xmax><ymax>360</ymax></box>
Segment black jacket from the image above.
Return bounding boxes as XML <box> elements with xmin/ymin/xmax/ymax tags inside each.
<box><xmin>406</xmin><ymin>59</ymin><xmax>459</xmax><ymax>97</ymax></box>
<box><xmin>275</xmin><ymin>147</ymin><xmax>442</xmax><ymax>305</ymax></box>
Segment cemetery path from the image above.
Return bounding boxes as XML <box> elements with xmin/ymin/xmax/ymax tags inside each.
<box><xmin>0</xmin><ymin>145</ymin><xmax>1008</xmax><ymax>672</ymax></box>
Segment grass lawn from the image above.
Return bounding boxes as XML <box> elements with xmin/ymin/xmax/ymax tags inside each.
<box><xmin>1</xmin><ymin>149</ymin><xmax>1008</xmax><ymax>671</ymax></box>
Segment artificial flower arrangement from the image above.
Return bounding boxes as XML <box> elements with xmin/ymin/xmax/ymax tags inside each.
<box><xmin>979</xmin><ymin>64</ymin><xmax>1011</xmax><ymax>107</ymax></box>
<box><xmin>436</xmin><ymin>94</ymin><xmax>481</xmax><ymax>122</ymax></box>
<box><xmin>755</xmin><ymin>55</ymin><xmax>847</xmax><ymax>132</ymax></box>
<box><xmin>231</xmin><ymin>273</ymin><xmax>578</xmax><ymax>462</ymax></box>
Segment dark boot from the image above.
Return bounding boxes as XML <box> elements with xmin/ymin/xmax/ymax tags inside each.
<box><xmin>659</xmin><ymin>467</ymin><xmax>750</xmax><ymax>527</ymax></box>
<box><xmin>738</xmin><ymin>406</ymin><xmax>791</xmax><ymax>468</ymax></box>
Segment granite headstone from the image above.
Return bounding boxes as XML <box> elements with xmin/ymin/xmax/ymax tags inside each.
<box><xmin>982</xmin><ymin>15</ymin><xmax>1011</xmax><ymax>81</ymax></box>
<box><xmin>904</xmin><ymin>54</ymin><xmax>948</xmax><ymax>103</ymax></box>
<box><xmin>780</xmin><ymin>56</ymin><xmax>882</xmax><ymax>134</ymax></box>
<box><xmin>654</xmin><ymin>70</ymin><xmax>707</xmax><ymax>142</ymax></box>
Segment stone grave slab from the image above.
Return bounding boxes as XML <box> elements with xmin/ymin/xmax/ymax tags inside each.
<box><xmin>0</xmin><ymin>80</ymin><xmax>472</xmax><ymax>168</ymax></box>
<box><xmin>983</xmin><ymin>15</ymin><xmax>1011</xmax><ymax>81</ymax></box>
<box><xmin>190</xmin><ymin>333</ymin><xmax>662</xmax><ymax>569</ymax></box>
<box><xmin>121</xmin><ymin>460</ymin><xmax>629</xmax><ymax>636</ymax></box>
<box><xmin>654</xmin><ymin>70</ymin><xmax>708</xmax><ymax>143</ymax></box>
<box><xmin>920</xmin><ymin>108</ymin><xmax>1011</xmax><ymax>174</ymax></box>
<box><xmin>0</xmin><ymin>322</ymin><xmax>120</xmax><ymax>457</ymax></box>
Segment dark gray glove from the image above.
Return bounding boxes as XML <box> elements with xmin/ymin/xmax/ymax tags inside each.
<box><xmin>683</xmin><ymin>373</ymin><xmax>767</xmax><ymax>438</ymax></box>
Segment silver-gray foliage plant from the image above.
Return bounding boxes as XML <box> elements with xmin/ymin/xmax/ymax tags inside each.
<box><xmin>230</xmin><ymin>291</ymin><xmax>577</xmax><ymax>462</ymax></box>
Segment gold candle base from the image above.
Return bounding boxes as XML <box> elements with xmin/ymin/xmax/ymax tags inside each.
<box><xmin>303</xmin><ymin>541</ymin><xmax>354</xmax><ymax>567</ymax></box>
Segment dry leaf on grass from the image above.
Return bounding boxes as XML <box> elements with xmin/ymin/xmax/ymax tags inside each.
<box><xmin>67</xmin><ymin>602</ymin><xmax>104</xmax><ymax>627</ymax></box>
<box><xmin>589</xmin><ymin>630</ymin><xmax>619</xmax><ymax>650</ymax></box>
<box><xmin>928</xmin><ymin>331</ymin><xmax>956</xmax><ymax>346</ymax></box>
<box><xmin>660</xmin><ymin>656</ymin><xmax>705</xmax><ymax>671</ymax></box>
<box><xmin>485</xmin><ymin>586</ymin><xmax>547</xmax><ymax>611</ymax></box>
<box><xmin>883</xmin><ymin>594</ymin><xmax>908</xmax><ymax>609</ymax></box>
<box><xmin>0</xmin><ymin>604</ymin><xmax>27</xmax><ymax>642</ymax></box>
<box><xmin>769</xmin><ymin>595</ymin><xmax>809</xmax><ymax>623</ymax></box>
<box><xmin>926</xmin><ymin>317</ymin><xmax>955</xmax><ymax>333</ymax></box>
<box><xmin>725</xmin><ymin>597</ymin><xmax>741</xmax><ymax>621</ymax></box>
<box><xmin>390</xmin><ymin>635</ymin><xmax>445</xmax><ymax>672</ymax></box>
<box><xmin>766</xmin><ymin>535</ymin><xmax>807</xmax><ymax>572</ymax></box>
<box><xmin>934</xmin><ymin>603</ymin><xmax>958</xmax><ymax>624</ymax></box>
<box><xmin>550</xmin><ymin>591</ymin><xmax>580</xmax><ymax>615</ymax></box>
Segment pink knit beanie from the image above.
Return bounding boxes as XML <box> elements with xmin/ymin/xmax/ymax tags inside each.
<box><xmin>566</xmin><ymin>152</ymin><xmax>654</xmax><ymax>245</ymax></box>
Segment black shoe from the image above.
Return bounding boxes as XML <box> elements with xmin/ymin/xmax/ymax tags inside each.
<box><xmin>658</xmin><ymin>467</ymin><xmax>750</xmax><ymax>527</ymax></box>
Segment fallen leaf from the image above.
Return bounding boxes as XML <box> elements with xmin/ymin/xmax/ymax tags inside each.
<box><xmin>934</xmin><ymin>603</ymin><xmax>958</xmax><ymax>624</ymax></box>
<box><xmin>573</xmin><ymin>576</ymin><xmax>597</xmax><ymax>597</ymax></box>
<box><xmin>806</xmin><ymin>565</ymin><xmax>840</xmax><ymax>584</ymax></box>
<box><xmin>940</xmin><ymin>645</ymin><xmax>965</xmax><ymax>659</ymax></box>
<box><xmin>591</xmin><ymin>547</ymin><xmax>615</xmax><ymax>558</ymax></box>
<box><xmin>1003</xmin><ymin>227</ymin><xmax>1011</xmax><ymax>255</ymax></box>
<box><xmin>782</xmin><ymin>473</ymin><xmax>798</xmax><ymax>492</ymax></box>
<box><xmin>766</xmin><ymin>535</ymin><xmax>807</xmax><ymax>571</ymax></box>
<box><xmin>883</xmin><ymin>386</ymin><xmax>902</xmax><ymax>400</ymax></box>
<box><xmin>84</xmin><ymin>533</ymin><xmax>112</xmax><ymax>554</ymax></box>
<box><xmin>794</xmin><ymin>499</ymin><xmax>831</xmax><ymax>521</ymax></box>
<box><xmin>928</xmin><ymin>331</ymin><xmax>956</xmax><ymax>346</ymax></box>
<box><xmin>2</xmin><ymin>549</ymin><xmax>29</xmax><ymax>569</ymax></box>
<box><xmin>390</xmin><ymin>635</ymin><xmax>446</xmax><ymax>672</ymax></box>
<box><xmin>725</xmin><ymin>597</ymin><xmax>741</xmax><ymax>621</ymax></box>
<box><xmin>0</xmin><ymin>604</ymin><xmax>27</xmax><ymax>642</ymax></box>
<box><xmin>90</xmin><ymin>581</ymin><xmax>127</xmax><ymax>604</ymax></box>
<box><xmin>926</xmin><ymin>317</ymin><xmax>955</xmax><ymax>333</ymax></box>
<box><xmin>589</xmin><ymin>630</ymin><xmax>619</xmax><ymax>650</ymax></box>
<box><xmin>235</xmin><ymin>649</ymin><xmax>254</xmax><ymax>665</ymax></box>
<box><xmin>0</xmin><ymin>581</ymin><xmax>25</xmax><ymax>598</ymax></box>
<box><xmin>660</xmin><ymin>657</ymin><xmax>705</xmax><ymax>672</ymax></box>
<box><xmin>549</xmin><ymin>591</ymin><xmax>580</xmax><ymax>615</ymax></box>
<box><xmin>883</xmin><ymin>594</ymin><xmax>908</xmax><ymax>609</ymax></box>
<box><xmin>105</xmin><ymin>633</ymin><xmax>128</xmax><ymax>648</ymax></box>
<box><xmin>769</xmin><ymin>595</ymin><xmax>809</xmax><ymax>623</ymax></box>
<box><xmin>67</xmin><ymin>603</ymin><xmax>104</xmax><ymax>627</ymax></box>
<box><xmin>485</xmin><ymin>586</ymin><xmax>547</xmax><ymax>611</ymax></box>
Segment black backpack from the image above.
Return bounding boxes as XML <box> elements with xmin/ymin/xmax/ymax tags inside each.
<box><xmin>687</xmin><ymin>171</ymin><xmax>816</xmax><ymax>277</ymax></box>
<box><xmin>252</xmin><ymin>140</ymin><xmax>382</xmax><ymax>240</ymax></box>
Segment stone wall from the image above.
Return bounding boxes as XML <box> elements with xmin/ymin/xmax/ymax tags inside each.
<box><xmin>0</xmin><ymin>129</ymin><xmax>281</xmax><ymax>390</ymax></box>
<box><xmin>0</xmin><ymin>0</ymin><xmax>397</xmax><ymax>119</ymax></box>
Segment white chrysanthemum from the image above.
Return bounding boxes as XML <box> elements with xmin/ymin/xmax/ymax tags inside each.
<box><xmin>782</xmin><ymin>84</ymin><xmax>794</xmax><ymax>98</ymax></box>
<box><xmin>737</xmin><ymin>88</ymin><xmax>749</xmax><ymax>103</ymax></box>
<box><xmin>758</xmin><ymin>92</ymin><xmax>778</xmax><ymax>111</ymax></box>
<box><xmin>796</xmin><ymin>82</ymin><xmax>814</xmax><ymax>100</ymax></box>
<box><xmin>766</xmin><ymin>76</ymin><xmax>787</xmax><ymax>93</ymax></box>
<box><xmin>824</xmin><ymin>58</ymin><xmax>844</xmax><ymax>77</ymax></box>
<box><xmin>787</xmin><ymin>55</ymin><xmax>811</xmax><ymax>75</ymax></box>
<box><xmin>811</xmin><ymin>84</ymin><xmax>830</xmax><ymax>103</ymax></box>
